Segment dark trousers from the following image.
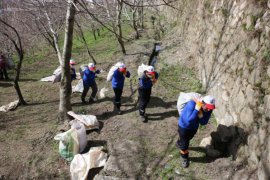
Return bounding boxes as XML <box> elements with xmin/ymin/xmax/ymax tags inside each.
<box><xmin>177</xmin><ymin>126</ymin><xmax>197</xmax><ymax>159</ymax></box>
<box><xmin>81</xmin><ymin>81</ymin><xmax>98</xmax><ymax>101</ymax></box>
<box><xmin>0</xmin><ymin>68</ymin><xmax>8</xmax><ymax>80</ymax></box>
<box><xmin>138</xmin><ymin>88</ymin><xmax>151</xmax><ymax>116</ymax></box>
<box><xmin>113</xmin><ymin>88</ymin><xmax>123</xmax><ymax>109</ymax></box>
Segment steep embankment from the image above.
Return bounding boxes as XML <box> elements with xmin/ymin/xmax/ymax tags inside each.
<box><xmin>161</xmin><ymin>0</ymin><xmax>270</xmax><ymax>179</ymax></box>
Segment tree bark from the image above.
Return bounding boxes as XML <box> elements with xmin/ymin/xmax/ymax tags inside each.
<box><xmin>58</xmin><ymin>0</ymin><xmax>77</xmax><ymax>121</ymax></box>
<box><xmin>116</xmin><ymin>0</ymin><xmax>126</xmax><ymax>55</ymax></box>
<box><xmin>0</xmin><ymin>19</ymin><xmax>26</xmax><ymax>105</ymax></box>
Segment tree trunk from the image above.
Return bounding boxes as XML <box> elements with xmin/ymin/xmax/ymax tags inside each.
<box><xmin>14</xmin><ymin>53</ymin><xmax>26</xmax><ymax>105</ymax></box>
<box><xmin>97</xmin><ymin>28</ymin><xmax>100</xmax><ymax>36</ymax></box>
<box><xmin>0</xmin><ymin>19</ymin><xmax>26</xmax><ymax>105</ymax></box>
<box><xmin>92</xmin><ymin>28</ymin><xmax>97</xmax><ymax>40</ymax></box>
<box><xmin>58</xmin><ymin>0</ymin><xmax>77</xmax><ymax>121</ymax></box>
<box><xmin>132</xmin><ymin>10</ymin><xmax>139</xmax><ymax>39</ymax></box>
<box><xmin>116</xmin><ymin>0</ymin><xmax>126</xmax><ymax>55</ymax></box>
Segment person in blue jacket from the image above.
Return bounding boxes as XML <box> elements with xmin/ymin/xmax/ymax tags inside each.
<box><xmin>70</xmin><ymin>59</ymin><xmax>76</xmax><ymax>81</ymax></box>
<box><xmin>177</xmin><ymin>95</ymin><xmax>216</xmax><ymax>168</ymax></box>
<box><xmin>111</xmin><ymin>63</ymin><xmax>130</xmax><ymax>114</ymax></box>
<box><xmin>81</xmin><ymin>63</ymin><xmax>100</xmax><ymax>104</ymax></box>
<box><xmin>138</xmin><ymin>66</ymin><xmax>158</xmax><ymax>122</ymax></box>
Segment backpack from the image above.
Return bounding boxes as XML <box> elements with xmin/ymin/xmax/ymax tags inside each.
<box><xmin>177</xmin><ymin>92</ymin><xmax>202</xmax><ymax>116</ymax></box>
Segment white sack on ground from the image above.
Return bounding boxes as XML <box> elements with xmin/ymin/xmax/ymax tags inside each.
<box><xmin>177</xmin><ymin>92</ymin><xmax>202</xmax><ymax>116</ymax></box>
<box><xmin>99</xmin><ymin>87</ymin><xmax>109</xmax><ymax>99</ymax></box>
<box><xmin>0</xmin><ymin>100</ymin><xmax>19</xmax><ymax>112</ymax></box>
<box><xmin>72</xmin><ymin>79</ymin><xmax>84</xmax><ymax>93</ymax></box>
<box><xmin>70</xmin><ymin>146</ymin><xmax>107</xmax><ymax>180</ymax></box>
<box><xmin>70</xmin><ymin>120</ymin><xmax>87</xmax><ymax>153</ymax></box>
<box><xmin>68</xmin><ymin>111</ymin><xmax>99</xmax><ymax>130</ymax></box>
<box><xmin>107</xmin><ymin>62</ymin><xmax>122</xmax><ymax>82</ymax></box>
<box><xmin>40</xmin><ymin>66</ymin><xmax>61</xmax><ymax>82</ymax></box>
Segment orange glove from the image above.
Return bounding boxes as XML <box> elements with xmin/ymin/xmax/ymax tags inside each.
<box><xmin>195</xmin><ymin>101</ymin><xmax>202</xmax><ymax>111</ymax></box>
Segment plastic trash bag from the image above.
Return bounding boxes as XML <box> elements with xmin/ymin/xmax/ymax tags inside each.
<box><xmin>54</xmin><ymin>128</ymin><xmax>79</xmax><ymax>161</ymax></box>
<box><xmin>70</xmin><ymin>120</ymin><xmax>87</xmax><ymax>153</ymax></box>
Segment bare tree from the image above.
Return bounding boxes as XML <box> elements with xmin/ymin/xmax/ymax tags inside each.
<box><xmin>0</xmin><ymin>19</ymin><xmax>27</xmax><ymax>105</ymax></box>
<box><xmin>78</xmin><ymin>0</ymin><xmax>127</xmax><ymax>54</ymax></box>
<box><xmin>75</xmin><ymin>20</ymin><xmax>97</xmax><ymax>64</ymax></box>
<box><xmin>58</xmin><ymin>0</ymin><xmax>78</xmax><ymax>121</ymax></box>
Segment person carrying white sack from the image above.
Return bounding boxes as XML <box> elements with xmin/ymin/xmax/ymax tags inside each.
<box><xmin>138</xmin><ymin>66</ymin><xmax>158</xmax><ymax>122</ymax></box>
<box><xmin>177</xmin><ymin>95</ymin><xmax>216</xmax><ymax>168</ymax></box>
<box><xmin>111</xmin><ymin>63</ymin><xmax>130</xmax><ymax>114</ymax></box>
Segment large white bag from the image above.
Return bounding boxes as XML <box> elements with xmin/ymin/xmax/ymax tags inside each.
<box><xmin>70</xmin><ymin>147</ymin><xmax>107</xmax><ymax>180</ymax></box>
<box><xmin>137</xmin><ymin>63</ymin><xmax>148</xmax><ymax>78</ymax></box>
<box><xmin>53</xmin><ymin>66</ymin><xmax>61</xmax><ymax>83</ymax></box>
<box><xmin>72</xmin><ymin>79</ymin><xmax>84</xmax><ymax>93</ymax></box>
<box><xmin>54</xmin><ymin>128</ymin><xmax>79</xmax><ymax>161</ymax></box>
<box><xmin>70</xmin><ymin>120</ymin><xmax>87</xmax><ymax>153</ymax></box>
<box><xmin>107</xmin><ymin>62</ymin><xmax>122</xmax><ymax>82</ymax></box>
<box><xmin>177</xmin><ymin>92</ymin><xmax>202</xmax><ymax>116</ymax></box>
<box><xmin>68</xmin><ymin>111</ymin><xmax>100</xmax><ymax>130</ymax></box>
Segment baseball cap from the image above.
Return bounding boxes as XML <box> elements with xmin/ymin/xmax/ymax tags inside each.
<box><xmin>146</xmin><ymin>66</ymin><xmax>155</xmax><ymax>75</ymax></box>
<box><xmin>88</xmin><ymin>63</ymin><xmax>96</xmax><ymax>70</ymax></box>
<box><xmin>202</xmin><ymin>95</ymin><xmax>215</xmax><ymax>110</ymax></box>
<box><xmin>118</xmin><ymin>63</ymin><xmax>126</xmax><ymax>72</ymax></box>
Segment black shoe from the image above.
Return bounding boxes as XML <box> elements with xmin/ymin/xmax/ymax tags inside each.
<box><xmin>181</xmin><ymin>158</ymin><xmax>189</xmax><ymax>168</ymax></box>
<box><xmin>117</xmin><ymin>110</ymin><xmax>122</xmax><ymax>115</ymax></box>
<box><xmin>81</xmin><ymin>98</ymin><xmax>87</xmax><ymax>104</ymax></box>
<box><xmin>140</xmin><ymin>115</ymin><xmax>147</xmax><ymax>123</ymax></box>
<box><xmin>89</xmin><ymin>98</ymin><xmax>95</xmax><ymax>104</ymax></box>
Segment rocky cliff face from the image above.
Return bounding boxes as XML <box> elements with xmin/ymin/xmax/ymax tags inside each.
<box><xmin>161</xmin><ymin>0</ymin><xmax>270</xmax><ymax>179</ymax></box>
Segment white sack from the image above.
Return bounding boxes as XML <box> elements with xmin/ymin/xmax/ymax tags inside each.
<box><xmin>177</xmin><ymin>92</ymin><xmax>202</xmax><ymax>116</ymax></box>
<box><xmin>70</xmin><ymin>120</ymin><xmax>87</xmax><ymax>153</ymax></box>
<box><xmin>70</xmin><ymin>147</ymin><xmax>107</xmax><ymax>180</ymax></box>
<box><xmin>68</xmin><ymin>111</ymin><xmax>99</xmax><ymax>130</ymax></box>
<box><xmin>137</xmin><ymin>63</ymin><xmax>148</xmax><ymax>78</ymax></box>
<box><xmin>72</xmin><ymin>79</ymin><xmax>84</xmax><ymax>93</ymax></box>
<box><xmin>107</xmin><ymin>62</ymin><xmax>122</xmax><ymax>82</ymax></box>
<box><xmin>0</xmin><ymin>100</ymin><xmax>19</xmax><ymax>112</ymax></box>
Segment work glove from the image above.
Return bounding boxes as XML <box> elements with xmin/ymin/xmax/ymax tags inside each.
<box><xmin>125</xmin><ymin>71</ymin><xmax>131</xmax><ymax>77</ymax></box>
<box><xmin>195</xmin><ymin>101</ymin><xmax>202</xmax><ymax>111</ymax></box>
<box><xmin>198</xmin><ymin>110</ymin><xmax>203</xmax><ymax>119</ymax></box>
<box><xmin>95</xmin><ymin>69</ymin><xmax>101</xmax><ymax>74</ymax></box>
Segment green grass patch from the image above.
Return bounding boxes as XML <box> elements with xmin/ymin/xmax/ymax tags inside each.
<box><xmin>158</xmin><ymin>63</ymin><xmax>203</xmax><ymax>98</ymax></box>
